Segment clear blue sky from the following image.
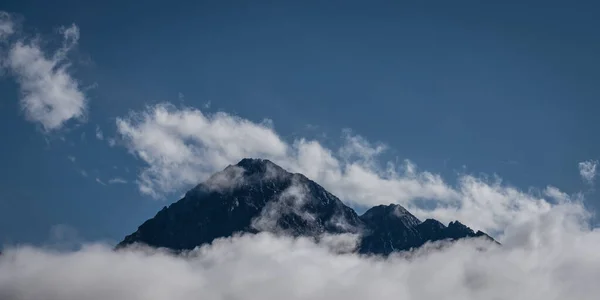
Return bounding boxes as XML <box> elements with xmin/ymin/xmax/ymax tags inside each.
<box><xmin>1</xmin><ymin>0</ymin><xmax>599</xmax><ymax>247</ymax></box>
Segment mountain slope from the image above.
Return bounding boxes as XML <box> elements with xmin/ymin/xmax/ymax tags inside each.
<box><xmin>118</xmin><ymin>158</ymin><xmax>496</xmax><ymax>254</ymax></box>
<box><xmin>118</xmin><ymin>158</ymin><xmax>363</xmax><ymax>250</ymax></box>
<box><xmin>358</xmin><ymin>204</ymin><xmax>426</xmax><ymax>254</ymax></box>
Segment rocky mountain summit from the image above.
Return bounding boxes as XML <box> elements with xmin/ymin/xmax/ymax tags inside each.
<box><xmin>118</xmin><ymin>158</ymin><xmax>496</xmax><ymax>255</ymax></box>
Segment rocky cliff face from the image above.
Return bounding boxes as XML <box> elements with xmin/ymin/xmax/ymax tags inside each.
<box><xmin>118</xmin><ymin>158</ymin><xmax>496</xmax><ymax>255</ymax></box>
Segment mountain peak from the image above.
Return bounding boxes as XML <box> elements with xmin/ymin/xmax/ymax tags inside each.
<box><xmin>361</xmin><ymin>203</ymin><xmax>421</xmax><ymax>228</ymax></box>
<box><xmin>445</xmin><ymin>220</ymin><xmax>477</xmax><ymax>239</ymax></box>
<box><xmin>119</xmin><ymin>159</ymin><xmax>498</xmax><ymax>255</ymax></box>
<box><xmin>362</xmin><ymin>203</ymin><xmax>404</xmax><ymax>215</ymax></box>
<box><xmin>448</xmin><ymin>220</ymin><xmax>468</xmax><ymax>229</ymax></box>
<box><xmin>233</xmin><ymin>158</ymin><xmax>291</xmax><ymax>180</ymax></box>
<box><xmin>236</xmin><ymin>158</ymin><xmax>275</xmax><ymax>171</ymax></box>
<box><xmin>421</xmin><ymin>218</ymin><xmax>446</xmax><ymax>229</ymax></box>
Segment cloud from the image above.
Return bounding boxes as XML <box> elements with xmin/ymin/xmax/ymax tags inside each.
<box><xmin>1</xmin><ymin>200</ymin><xmax>599</xmax><ymax>300</ymax></box>
<box><xmin>115</xmin><ymin>103</ymin><xmax>577</xmax><ymax>236</ymax></box>
<box><xmin>95</xmin><ymin>125</ymin><xmax>104</xmax><ymax>140</ymax></box>
<box><xmin>200</xmin><ymin>165</ymin><xmax>247</xmax><ymax>192</ymax></box>
<box><xmin>108</xmin><ymin>177</ymin><xmax>127</xmax><ymax>184</ymax></box>
<box><xmin>252</xmin><ymin>176</ymin><xmax>316</xmax><ymax>234</ymax></box>
<box><xmin>0</xmin><ymin>11</ymin><xmax>14</xmax><ymax>40</ymax></box>
<box><xmin>116</xmin><ymin>103</ymin><xmax>288</xmax><ymax>198</ymax></box>
<box><xmin>579</xmin><ymin>160</ymin><xmax>598</xmax><ymax>185</ymax></box>
<box><xmin>95</xmin><ymin>178</ymin><xmax>106</xmax><ymax>186</ymax></box>
<box><xmin>107</xmin><ymin>138</ymin><xmax>116</xmax><ymax>147</ymax></box>
<box><xmin>67</xmin><ymin>155</ymin><xmax>76</xmax><ymax>162</ymax></box>
<box><xmin>0</xmin><ymin>11</ymin><xmax>87</xmax><ymax>131</ymax></box>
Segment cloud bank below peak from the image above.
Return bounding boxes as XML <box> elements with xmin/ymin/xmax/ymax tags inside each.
<box><xmin>0</xmin><ymin>11</ymin><xmax>87</xmax><ymax>131</ymax></box>
<box><xmin>115</xmin><ymin>102</ymin><xmax>582</xmax><ymax>236</ymax></box>
<box><xmin>1</xmin><ymin>200</ymin><xmax>599</xmax><ymax>300</ymax></box>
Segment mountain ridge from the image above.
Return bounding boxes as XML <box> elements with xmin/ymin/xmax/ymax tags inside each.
<box><xmin>118</xmin><ymin>158</ymin><xmax>497</xmax><ymax>255</ymax></box>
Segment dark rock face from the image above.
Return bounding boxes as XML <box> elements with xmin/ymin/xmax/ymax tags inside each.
<box><xmin>119</xmin><ymin>159</ymin><xmax>363</xmax><ymax>250</ymax></box>
<box><xmin>358</xmin><ymin>209</ymin><xmax>496</xmax><ymax>255</ymax></box>
<box><xmin>118</xmin><ymin>158</ymin><xmax>497</xmax><ymax>255</ymax></box>
<box><xmin>358</xmin><ymin>204</ymin><xmax>424</xmax><ymax>254</ymax></box>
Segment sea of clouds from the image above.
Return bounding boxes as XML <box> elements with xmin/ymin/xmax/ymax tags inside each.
<box><xmin>1</xmin><ymin>200</ymin><xmax>600</xmax><ymax>300</ymax></box>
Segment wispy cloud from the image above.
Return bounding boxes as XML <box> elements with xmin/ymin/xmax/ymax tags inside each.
<box><xmin>67</xmin><ymin>155</ymin><xmax>76</xmax><ymax>162</ymax></box>
<box><xmin>0</xmin><ymin>11</ymin><xmax>87</xmax><ymax>131</ymax></box>
<box><xmin>107</xmin><ymin>138</ymin><xmax>116</xmax><ymax>147</ymax></box>
<box><xmin>95</xmin><ymin>178</ymin><xmax>105</xmax><ymax>185</ymax></box>
<box><xmin>47</xmin><ymin>224</ymin><xmax>81</xmax><ymax>251</ymax></box>
<box><xmin>579</xmin><ymin>160</ymin><xmax>598</xmax><ymax>185</ymax></box>
<box><xmin>108</xmin><ymin>177</ymin><xmax>127</xmax><ymax>184</ymax></box>
<box><xmin>95</xmin><ymin>125</ymin><xmax>104</xmax><ymax>140</ymax></box>
<box><xmin>0</xmin><ymin>11</ymin><xmax>14</xmax><ymax>39</ymax></box>
<box><xmin>305</xmin><ymin>124</ymin><xmax>319</xmax><ymax>130</ymax></box>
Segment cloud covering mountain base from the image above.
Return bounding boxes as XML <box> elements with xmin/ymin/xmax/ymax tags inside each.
<box><xmin>1</xmin><ymin>200</ymin><xmax>599</xmax><ymax>300</ymax></box>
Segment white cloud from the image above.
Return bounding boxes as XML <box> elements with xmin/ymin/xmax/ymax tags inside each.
<box><xmin>579</xmin><ymin>160</ymin><xmax>598</xmax><ymax>185</ymax></box>
<box><xmin>115</xmin><ymin>103</ymin><xmax>581</xmax><ymax>236</ymax></box>
<box><xmin>252</xmin><ymin>176</ymin><xmax>318</xmax><ymax>234</ymax></box>
<box><xmin>67</xmin><ymin>155</ymin><xmax>76</xmax><ymax>163</ymax></box>
<box><xmin>201</xmin><ymin>165</ymin><xmax>247</xmax><ymax>192</ymax></box>
<box><xmin>108</xmin><ymin>177</ymin><xmax>127</xmax><ymax>184</ymax></box>
<box><xmin>1</xmin><ymin>201</ymin><xmax>599</xmax><ymax>300</ymax></box>
<box><xmin>116</xmin><ymin>103</ymin><xmax>288</xmax><ymax>198</ymax></box>
<box><xmin>95</xmin><ymin>125</ymin><xmax>104</xmax><ymax>140</ymax></box>
<box><xmin>95</xmin><ymin>178</ymin><xmax>106</xmax><ymax>186</ymax></box>
<box><xmin>1</xmin><ymin>12</ymin><xmax>87</xmax><ymax>131</ymax></box>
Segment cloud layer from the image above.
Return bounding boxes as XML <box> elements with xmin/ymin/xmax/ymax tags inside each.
<box><xmin>1</xmin><ymin>200</ymin><xmax>599</xmax><ymax>300</ymax></box>
<box><xmin>116</xmin><ymin>103</ymin><xmax>578</xmax><ymax>236</ymax></box>
<box><xmin>0</xmin><ymin>11</ymin><xmax>87</xmax><ymax>131</ymax></box>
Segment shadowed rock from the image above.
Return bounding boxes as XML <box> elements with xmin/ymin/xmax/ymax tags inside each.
<box><xmin>118</xmin><ymin>158</ymin><xmax>498</xmax><ymax>255</ymax></box>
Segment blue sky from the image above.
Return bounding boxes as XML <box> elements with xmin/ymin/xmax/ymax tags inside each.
<box><xmin>0</xmin><ymin>0</ymin><xmax>599</xmax><ymax>248</ymax></box>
